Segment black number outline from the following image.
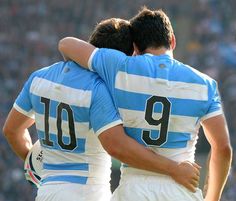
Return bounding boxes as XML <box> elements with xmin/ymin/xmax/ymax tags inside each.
<box><xmin>57</xmin><ymin>102</ymin><xmax>77</xmax><ymax>150</ymax></box>
<box><xmin>142</xmin><ymin>96</ymin><xmax>171</xmax><ymax>146</ymax></box>
<box><xmin>40</xmin><ymin>97</ymin><xmax>77</xmax><ymax>151</ymax></box>
<box><xmin>41</xmin><ymin>97</ymin><xmax>54</xmax><ymax>146</ymax></box>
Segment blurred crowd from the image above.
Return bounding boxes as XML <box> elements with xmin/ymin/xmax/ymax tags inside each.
<box><xmin>0</xmin><ymin>0</ymin><xmax>235</xmax><ymax>200</ymax></box>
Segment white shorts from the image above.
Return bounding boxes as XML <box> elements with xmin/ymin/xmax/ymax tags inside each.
<box><xmin>35</xmin><ymin>183</ymin><xmax>111</xmax><ymax>201</ymax></box>
<box><xmin>111</xmin><ymin>174</ymin><xmax>204</xmax><ymax>201</ymax></box>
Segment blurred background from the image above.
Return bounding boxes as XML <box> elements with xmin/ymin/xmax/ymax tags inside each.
<box><xmin>0</xmin><ymin>0</ymin><xmax>235</xmax><ymax>200</ymax></box>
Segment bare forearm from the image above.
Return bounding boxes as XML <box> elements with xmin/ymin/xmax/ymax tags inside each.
<box><xmin>205</xmin><ymin>146</ymin><xmax>232</xmax><ymax>201</ymax></box>
<box><xmin>4</xmin><ymin>130</ymin><xmax>32</xmax><ymax>161</ymax></box>
<box><xmin>58</xmin><ymin>37</ymin><xmax>95</xmax><ymax>68</ymax></box>
<box><xmin>99</xmin><ymin>125</ymin><xmax>200</xmax><ymax>192</ymax></box>
<box><xmin>110</xmin><ymin>135</ymin><xmax>200</xmax><ymax>192</ymax></box>
<box><xmin>111</xmin><ymin>135</ymin><xmax>177</xmax><ymax>176</ymax></box>
<box><xmin>203</xmin><ymin>151</ymin><xmax>211</xmax><ymax>197</ymax></box>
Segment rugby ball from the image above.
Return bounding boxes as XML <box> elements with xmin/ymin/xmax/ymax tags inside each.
<box><xmin>24</xmin><ymin>140</ymin><xmax>43</xmax><ymax>188</ymax></box>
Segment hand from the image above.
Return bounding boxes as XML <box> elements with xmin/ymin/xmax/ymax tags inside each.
<box><xmin>170</xmin><ymin>161</ymin><xmax>201</xmax><ymax>192</ymax></box>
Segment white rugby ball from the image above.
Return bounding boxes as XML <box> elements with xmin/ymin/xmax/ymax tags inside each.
<box><xmin>24</xmin><ymin>140</ymin><xmax>43</xmax><ymax>187</ymax></box>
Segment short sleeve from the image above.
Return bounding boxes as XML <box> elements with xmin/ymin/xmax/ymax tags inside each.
<box><xmin>88</xmin><ymin>48</ymin><xmax>127</xmax><ymax>92</ymax></box>
<box><xmin>201</xmin><ymin>80</ymin><xmax>223</xmax><ymax>122</ymax></box>
<box><xmin>89</xmin><ymin>80</ymin><xmax>122</xmax><ymax>136</ymax></box>
<box><xmin>14</xmin><ymin>74</ymin><xmax>35</xmax><ymax>119</ymax></box>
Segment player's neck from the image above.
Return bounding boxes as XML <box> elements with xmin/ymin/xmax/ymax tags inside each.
<box><xmin>143</xmin><ymin>47</ymin><xmax>173</xmax><ymax>57</ymax></box>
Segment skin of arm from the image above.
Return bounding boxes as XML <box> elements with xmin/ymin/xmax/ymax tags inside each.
<box><xmin>99</xmin><ymin>124</ymin><xmax>201</xmax><ymax>192</ymax></box>
<box><xmin>58</xmin><ymin>37</ymin><xmax>95</xmax><ymax>68</ymax></box>
<box><xmin>202</xmin><ymin>114</ymin><xmax>232</xmax><ymax>201</ymax></box>
<box><xmin>203</xmin><ymin>151</ymin><xmax>211</xmax><ymax>197</ymax></box>
<box><xmin>2</xmin><ymin>108</ymin><xmax>34</xmax><ymax>161</ymax></box>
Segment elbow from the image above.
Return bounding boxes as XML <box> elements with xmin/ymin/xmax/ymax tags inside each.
<box><xmin>105</xmin><ymin>146</ymin><xmax>122</xmax><ymax>159</ymax></box>
<box><xmin>101</xmin><ymin>139</ymin><xmax>124</xmax><ymax>159</ymax></box>
<box><xmin>58</xmin><ymin>38</ymin><xmax>66</xmax><ymax>52</ymax></box>
<box><xmin>212</xmin><ymin>143</ymin><xmax>233</xmax><ymax>159</ymax></box>
<box><xmin>58</xmin><ymin>37</ymin><xmax>71</xmax><ymax>52</ymax></box>
<box><xmin>2</xmin><ymin>121</ymin><xmax>17</xmax><ymax>141</ymax></box>
<box><xmin>99</xmin><ymin>127</ymin><xmax>127</xmax><ymax>160</ymax></box>
<box><xmin>220</xmin><ymin>145</ymin><xmax>233</xmax><ymax>166</ymax></box>
<box><xmin>2</xmin><ymin>123</ymin><xmax>11</xmax><ymax>139</ymax></box>
<box><xmin>222</xmin><ymin>144</ymin><xmax>233</xmax><ymax>159</ymax></box>
<box><xmin>220</xmin><ymin>143</ymin><xmax>232</xmax><ymax>155</ymax></box>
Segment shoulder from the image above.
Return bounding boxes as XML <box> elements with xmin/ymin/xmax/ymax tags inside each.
<box><xmin>174</xmin><ymin>60</ymin><xmax>217</xmax><ymax>86</ymax></box>
<box><xmin>97</xmin><ymin>48</ymin><xmax>127</xmax><ymax>56</ymax></box>
<box><xmin>30</xmin><ymin>61</ymin><xmax>65</xmax><ymax>77</ymax></box>
<box><xmin>92</xmin><ymin>48</ymin><xmax>128</xmax><ymax>64</ymax></box>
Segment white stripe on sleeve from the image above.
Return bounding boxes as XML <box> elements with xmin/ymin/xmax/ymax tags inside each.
<box><xmin>88</xmin><ymin>48</ymin><xmax>99</xmax><ymax>71</ymax></box>
<box><xmin>95</xmin><ymin>120</ymin><xmax>123</xmax><ymax>136</ymax></box>
<box><xmin>13</xmin><ymin>103</ymin><xmax>35</xmax><ymax>119</ymax></box>
<box><xmin>200</xmin><ymin>109</ymin><xmax>223</xmax><ymax>123</ymax></box>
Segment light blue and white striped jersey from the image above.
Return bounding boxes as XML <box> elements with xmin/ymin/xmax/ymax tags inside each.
<box><xmin>14</xmin><ymin>61</ymin><xmax>122</xmax><ymax>185</ymax></box>
<box><xmin>88</xmin><ymin>48</ymin><xmax>223</xmax><ymax>175</ymax></box>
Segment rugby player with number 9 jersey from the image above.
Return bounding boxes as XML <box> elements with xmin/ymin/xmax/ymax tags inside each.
<box><xmin>58</xmin><ymin>7</ymin><xmax>232</xmax><ymax>201</ymax></box>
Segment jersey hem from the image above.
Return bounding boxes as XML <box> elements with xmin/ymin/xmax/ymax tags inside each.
<box><xmin>96</xmin><ymin>120</ymin><xmax>122</xmax><ymax>136</ymax></box>
<box><xmin>200</xmin><ymin>109</ymin><xmax>223</xmax><ymax>123</ymax></box>
<box><xmin>13</xmin><ymin>103</ymin><xmax>35</xmax><ymax>119</ymax></box>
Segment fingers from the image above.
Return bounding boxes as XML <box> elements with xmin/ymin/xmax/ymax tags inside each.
<box><xmin>177</xmin><ymin>174</ymin><xmax>199</xmax><ymax>193</ymax></box>
<box><xmin>195</xmin><ymin>174</ymin><xmax>200</xmax><ymax>183</ymax></box>
<box><xmin>191</xmin><ymin>178</ymin><xmax>199</xmax><ymax>188</ymax></box>
<box><xmin>192</xmin><ymin>174</ymin><xmax>200</xmax><ymax>185</ymax></box>
<box><xmin>186</xmin><ymin>167</ymin><xmax>200</xmax><ymax>192</ymax></box>
<box><xmin>193</xmin><ymin>162</ymin><xmax>202</xmax><ymax>170</ymax></box>
<box><xmin>173</xmin><ymin>161</ymin><xmax>201</xmax><ymax>193</ymax></box>
<box><xmin>184</xmin><ymin>182</ymin><xmax>197</xmax><ymax>193</ymax></box>
<box><xmin>184</xmin><ymin>178</ymin><xmax>199</xmax><ymax>193</ymax></box>
<box><xmin>190</xmin><ymin>184</ymin><xmax>197</xmax><ymax>193</ymax></box>
<box><xmin>192</xmin><ymin>163</ymin><xmax>201</xmax><ymax>178</ymax></box>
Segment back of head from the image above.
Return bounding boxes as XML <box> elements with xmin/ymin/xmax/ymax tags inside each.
<box><xmin>89</xmin><ymin>18</ymin><xmax>133</xmax><ymax>56</ymax></box>
<box><xmin>130</xmin><ymin>7</ymin><xmax>174</xmax><ymax>53</ymax></box>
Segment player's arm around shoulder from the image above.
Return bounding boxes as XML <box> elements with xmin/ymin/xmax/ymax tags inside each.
<box><xmin>2</xmin><ymin>108</ymin><xmax>34</xmax><ymax>160</ymax></box>
<box><xmin>202</xmin><ymin>114</ymin><xmax>232</xmax><ymax>201</ymax></box>
<box><xmin>58</xmin><ymin>37</ymin><xmax>95</xmax><ymax>68</ymax></box>
<box><xmin>98</xmin><ymin>125</ymin><xmax>201</xmax><ymax>193</ymax></box>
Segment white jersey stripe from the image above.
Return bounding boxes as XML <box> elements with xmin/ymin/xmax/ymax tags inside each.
<box><xmin>41</xmin><ymin>148</ymin><xmax>111</xmax><ymax>167</ymax></box>
<box><xmin>42</xmin><ymin>170</ymin><xmax>89</xmax><ymax>178</ymax></box>
<box><xmin>35</xmin><ymin>113</ymin><xmax>90</xmax><ymax>138</ymax></box>
<box><xmin>30</xmin><ymin>77</ymin><xmax>92</xmax><ymax>107</ymax></box>
<box><xmin>115</xmin><ymin>71</ymin><xmax>208</xmax><ymax>101</ymax></box>
<box><xmin>119</xmin><ymin>108</ymin><xmax>198</xmax><ymax>134</ymax></box>
<box><xmin>42</xmin><ymin>167</ymin><xmax>109</xmax><ymax>178</ymax></box>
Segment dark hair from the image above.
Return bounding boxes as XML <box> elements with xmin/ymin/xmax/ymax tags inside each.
<box><xmin>89</xmin><ymin>18</ymin><xmax>133</xmax><ymax>56</ymax></box>
<box><xmin>130</xmin><ymin>7</ymin><xmax>174</xmax><ymax>53</ymax></box>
